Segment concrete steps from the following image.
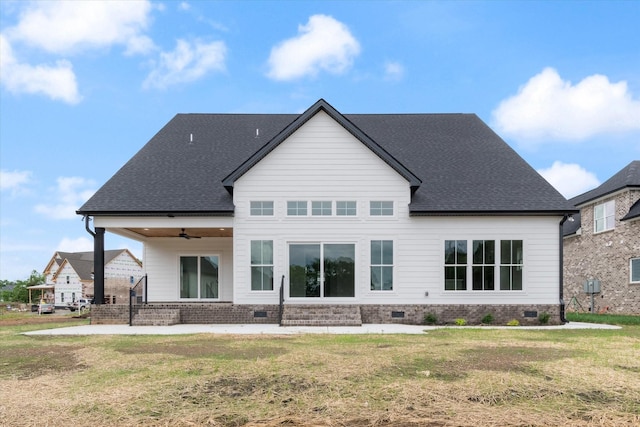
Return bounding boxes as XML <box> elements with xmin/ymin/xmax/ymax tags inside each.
<box><xmin>132</xmin><ymin>308</ymin><xmax>181</xmax><ymax>326</ymax></box>
<box><xmin>281</xmin><ymin>305</ymin><xmax>362</xmax><ymax>326</ymax></box>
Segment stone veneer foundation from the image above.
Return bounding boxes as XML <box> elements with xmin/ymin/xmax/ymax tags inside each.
<box><xmin>91</xmin><ymin>303</ymin><xmax>562</xmax><ymax>326</ymax></box>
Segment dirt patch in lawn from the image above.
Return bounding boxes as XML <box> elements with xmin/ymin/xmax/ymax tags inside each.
<box><xmin>0</xmin><ymin>345</ymin><xmax>86</xmax><ymax>379</ymax></box>
<box><xmin>116</xmin><ymin>338</ymin><xmax>289</xmax><ymax>359</ymax></box>
<box><xmin>396</xmin><ymin>345</ymin><xmax>575</xmax><ymax>381</ymax></box>
<box><xmin>0</xmin><ymin>313</ymin><xmax>88</xmax><ymax>326</ymax></box>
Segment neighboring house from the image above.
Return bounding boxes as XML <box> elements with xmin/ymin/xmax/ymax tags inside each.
<box><xmin>563</xmin><ymin>161</ymin><xmax>640</xmax><ymax>314</ymax></box>
<box><xmin>77</xmin><ymin>99</ymin><xmax>575</xmax><ymax>325</ymax></box>
<box><xmin>43</xmin><ymin>250</ymin><xmax>143</xmax><ymax>307</ymax></box>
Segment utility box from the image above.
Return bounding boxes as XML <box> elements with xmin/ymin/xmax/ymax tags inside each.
<box><xmin>583</xmin><ymin>279</ymin><xmax>601</xmax><ymax>294</ymax></box>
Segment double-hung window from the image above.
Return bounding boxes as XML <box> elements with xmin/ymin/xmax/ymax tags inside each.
<box><xmin>500</xmin><ymin>240</ymin><xmax>523</xmax><ymax>290</ymax></box>
<box><xmin>250</xmin><ymin>201</ymin><xmax>273</xmax><ymax>216</ymax></box>
<box><xmin>287</xmin><ymin>201</ymin><xmax>307</xmax><ymax>216</ymax></box>
<box><xmin>251</xmin><ymin>240</ymin><xmax>274</xmax><ymax>291</ymax></box>
<box><xmin>472</xmin><ymin>240</ymin><xmax>495</xmax><ymax>290</ymax></box>
<box><xmin>594</xmin><ymin>200</ymin><xmax>615</xmax><ymax>232</ymax></box>
<box><xmin>371</xmin><ymin>240</ymin><xmax>393</xmax><ymax>290</ymax></box>
<box><xmin>444</xmin><ymin>240</ymin><xmax>467</xmax><ymax>290</ymax></box>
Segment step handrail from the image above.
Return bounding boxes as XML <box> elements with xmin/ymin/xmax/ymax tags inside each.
<box><xmin>278</xmin><ymin>275</ymin><xmax>285</xmax><ymax>326</ymax></box>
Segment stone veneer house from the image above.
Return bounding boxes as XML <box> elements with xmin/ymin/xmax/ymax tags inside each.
<box><xmin>43</xmin><ymin>250</ymin><xmax>143</xmax><ymax>307</ymax></box>
<box><xmin>563</xmin><ymin>161</ymin><xmax>640</xmax><ymax>314</ymax></box>
<box><xmin>77</xmin><ymin>99</ymin><xmax>576</xmax><ymax>326</ymax></box>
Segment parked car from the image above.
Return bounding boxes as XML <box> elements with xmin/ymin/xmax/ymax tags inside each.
<box><xmin>67</xmin><ymin>298</ymin><xmax>92</xmax><ymax>312</ymax></box>
<box><xmin>38</xmin><ymin>302</ymin><xmax>55</xmax><ymax>314</ymax></box>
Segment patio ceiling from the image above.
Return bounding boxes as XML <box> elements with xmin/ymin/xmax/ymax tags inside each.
<box><xmin>125</xmin><ymin>227</ymin><xmax>233</xmax><ymax>238</ymax></box>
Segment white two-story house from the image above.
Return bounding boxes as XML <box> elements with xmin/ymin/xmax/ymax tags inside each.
<box><xmin>77</xmin><ymin>99</ymin><xmax>575</xmax><ymax>325</ymax></box>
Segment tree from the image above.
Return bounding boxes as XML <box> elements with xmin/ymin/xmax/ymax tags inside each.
<box><xmin>1</xmin><ymin>270</ymin><xmax>44</xmax><ymax>303</ymax></box>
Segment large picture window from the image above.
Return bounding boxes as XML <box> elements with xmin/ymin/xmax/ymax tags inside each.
<box><xmin>251</xmin><ymin>240</ymin><xmax>274</xmax><ymax>291</ymax></box>
<box><xmin>180</xmin><ymin>255</ymin><xmax>219</xmax><ymax>299</ymax></box>
<box><xmin>371</xmin><ymin>240</ymin><xmax>393</xmax><ymax>290</ymax></box>
<box><xmin>500</xmin><ymin>240</ymin><xmax>523</xmax><ymax>290</ymax></box>
<box><xmin>444</xmin><ymin>240</ymin><xmax>467</xmax><ymax>290</ymax></box>
<box><xmin>594</xmin><ymin>200</ymin><xmax>615</xmax><ymax>232</ymax></box>
<box><xmin>472</xmin><ymin>240</ymin><xmax>495</xmax><ymax>291</ymax></box>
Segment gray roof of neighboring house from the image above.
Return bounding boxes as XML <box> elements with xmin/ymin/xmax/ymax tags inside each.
<box><xmin>78</xmin><ymin>99</ymin><xmax>575</xmax><ymax>216</ymax></box>
<box><xmin>570</xmin><ymin>161</ymin><xmax>640</xmax><ymax>207</ymax></box>
<box><xmin>563</xmin><ymin>161</ymin><xmax>640</xmax><ymax>236</ymax></box>
<box><xmin>54</xmin><ymin>250</ymin><xmax>127</xmax><ymax>281</ymax></box>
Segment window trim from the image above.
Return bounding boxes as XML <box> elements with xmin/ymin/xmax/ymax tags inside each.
<box><xmin>369</xmin><ymin>201</ymin><xmax>394</xmax><ymax>217</ymax></box>
<box><xmin>631</xmin><ymin>258</ymin><xmax>640</xmax><ymax>284</ymax></box>
<box><xmin>336</xmin><ymin>200</ymin><xmax>357</xmax><ymax>216</ymax></box>
<box><xmin>594</xmin><ymin>200</ymin><xmax>615</xmax><ymax>233</ymax></box>
<box><xmin>287</xmin><ymin>200</ymin><xmax>308</xmax><ymax>216</ymax></box>
<box><xmin>250</xmin><ymin>201</ymin><xmax>274</xmax><ymax>216</ymax></box>
<box><xmin>499</xmin><ymin>240</ymin><xmax>524</xmax><ymax>291</ymax></box>
<box><xmin>251</xmin><ymin>240</ymin><xmax>274</xmax><ymax>291</ymax></box>
<box><xmin>179</xmin><ymin>254</ymin><xmax>221</xmax><ymax>300</ymax></box>
<box><xmin>444</xmin><ymin>240</ymin><xmax>467</xmax><ymax>291</ymax></box>
<box><xmin>370</xmin><ymin>240</ymin><xmax>394</xmax><ymax>291</ymax></box>
<box><xmin>311</xmin><ymin>201</ymin><xmax>333</xmax><ymax>216</ymax></box>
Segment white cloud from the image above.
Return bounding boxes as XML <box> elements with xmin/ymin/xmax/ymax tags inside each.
<box><xmin>0</xmin><ymin>35</ymin><xmax>81</xmax><ymax>104</ymax></box>
<box><xmin>267</xmin><ymin>14</ymin><xmax>360</xmax><ymax>81</ymax></box>
<box><xmin>537</xmin><ymin>161</ymin><xmax>600</xmax><ymax>199</ymax></box>
<box><xmin>493</xmin><ymin>67</ymin><xmax>640</xmax><ymax>142</ymax></box>
<box><xmin>56</xmin><ymin>236</ymin><xmax>94</xmax><ymax>253</ymax></box>
<box><xmin>0</xmin><ymin>169</ymin><xmax>32</xmax><ymax>193</ymax></box>
<box><xmin>34</xmin><ymin>177</ymin><xmax>96</xmax><ymax>220</ymax></box>
<box><xmin>143</xmin><ymin>39</ymin><xmax>226</xmax><ymax>89</ymax></box>
<box><xmin>6</xmin><ymin>0</ymin><xmax>154</xmax><ymax>55</ymax></box>
<box><xmin>384</xmin><ymin>61</ymin><xmax>405</xmax><ymax>81</ymax></box>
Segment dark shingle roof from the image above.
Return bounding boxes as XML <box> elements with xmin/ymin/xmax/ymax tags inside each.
<box><xmin>78</xmin><ymin>99</ymin><xmax>575</xmax><ymax>216</ymax></box>
<box><xmin>570</xmin><ymin>161</ymin><xmax>640</xmax><ymax>207</ymax></box>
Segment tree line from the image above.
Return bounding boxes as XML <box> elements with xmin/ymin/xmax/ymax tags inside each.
<box><xmin>0</xmin><ymin>270</ymin><xmax>45</xmax><ymax>303</ymax></box>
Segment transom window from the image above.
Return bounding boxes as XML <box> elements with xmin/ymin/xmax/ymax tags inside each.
<box><xmin>287</xmin><ymin>201</ymin><xmax>308</xmax><ymax>216</ymax></box>
<box><xmin>444</xmin><ymin>240</ymin><xmax>467</xmax><ymax>290</ymax></box>
<box><xmin>180</xmin><ymin>255</ymin><xmax>219</xmax><ymax>299</ymax></box>
<box><xmin>250</xmin><ymin>201</ymin><xmax>273</xmax><ymax>216</ymax></box>
<box><xmin>336</xmin><ymin>201</ymin><xmax>357</xmax><ymax>216</ymax></box>
<box><xmin>370</xmin><ymin>201</ymin><xmax>393</xmax><ymax>216</ymax></box>
<box><xmin>631</xmin><ymin>258</ymin><xmax>640</xmax><ymax>284</ymax></box>
<box><xmin>371</xmin><ymin>240</ymin><xmax>393</xmax><ymax>290</ymax></box>
<box><xmin>594</xmin><ymin>200</ymin><xmax>615</xmax><ymax>232</ymax></box>
<box><xmin>312</xmin><ymin>201</ymin><xmax>332</xmax><ymax>216</ymax></box>
<box><xmin>251</xmin><ymin>241</ymin><xmax>274</xmax><ymax>291</ymax></box>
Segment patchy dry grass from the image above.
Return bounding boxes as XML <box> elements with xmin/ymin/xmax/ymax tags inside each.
<box><xmin>1</xmin><ymin>324</ymin><xmax>639</xmax><ymax>427</ymax></box>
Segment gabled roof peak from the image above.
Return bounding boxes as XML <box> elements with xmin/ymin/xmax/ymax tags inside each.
<box><xmin>222</xmin><ymin>99</ymin><xmax>422</xmax><ymax>193</ymax></box>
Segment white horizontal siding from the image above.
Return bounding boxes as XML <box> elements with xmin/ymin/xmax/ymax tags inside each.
<box><xmin>144</xmin><ymin>237</ymin><xmax>233</xmax><ymax>302</ymax></box>
<box><xmin>231</xmin><ymin>111</ymin><xmax>563</xmax><ymax>306</ymax></box>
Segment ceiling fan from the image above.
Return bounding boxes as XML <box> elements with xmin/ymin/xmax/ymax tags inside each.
<box><xmin>179</xmin><ymin>228</ymin><xmax>201</xmax><ymax>239</ymax></box>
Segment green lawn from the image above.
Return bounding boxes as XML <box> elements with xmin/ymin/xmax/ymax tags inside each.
<box><xmin>1</xmin><ymin>317</ymin><xmax>639</xmax><ymax>426</ymax></box>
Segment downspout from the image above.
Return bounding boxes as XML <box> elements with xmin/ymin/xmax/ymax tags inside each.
<box><xmin>559</xmin><ymin>215</ymin><xmax>570</xmax><ymax>323</ymax></box>
<box><xmin>84</xmin><ymin>216</ymin><xmax>105</xmax><ymax>305</ymax></box>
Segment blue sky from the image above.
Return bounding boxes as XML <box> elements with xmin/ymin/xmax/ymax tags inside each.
<box><xmin>1</xmin><ymin>0</ymin><xmax>639</xmax><ymax>281</ymax></box>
